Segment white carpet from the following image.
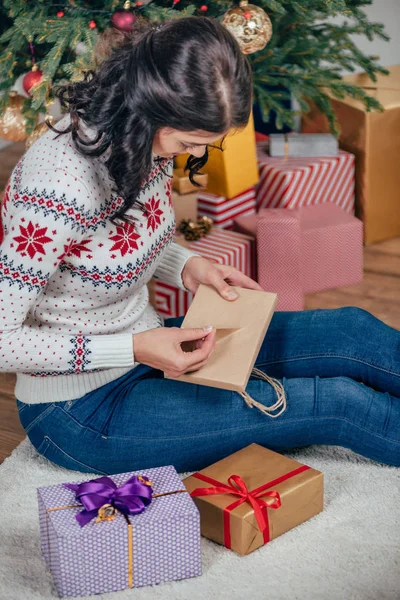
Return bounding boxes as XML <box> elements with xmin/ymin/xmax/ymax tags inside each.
<box><xmin>1</xmin><ymin>439</ymin><xmax>399</xmax><ymax>600</ymax></box>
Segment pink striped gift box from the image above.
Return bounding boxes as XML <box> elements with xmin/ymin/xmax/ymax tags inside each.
<box><xmin>235</xmin><ymin>204</ymin><xmax>363</xmax><ymax>308</ymax></box>
<box><xmin>197</xmin><ymin>188</ymin><xmax>256</xmax><ymax>229</ymax></box>
<box><xmin>256</xmin><ymin>211</ymin><xmax>304</xmax><ymax>311</ymax></box>
<box><xmin>154</xmin><ymin>229</ymin><xmax>254</xmax><ymax>318</ymax></box>
<box><xmin>300</xmin><ymin>203</ymin><xmax>363</xmax><ymax>293</ymax></box>
<box><xmin>256</xmin><ymin>143</ymin><xmax>355</xmax><ymax>214</ymax></box>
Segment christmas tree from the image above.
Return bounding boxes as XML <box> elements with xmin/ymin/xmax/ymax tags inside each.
<box><xmin>0</xmin><ymin>0</ymin><xmax>390</xmax><ymax>138</ymax></box>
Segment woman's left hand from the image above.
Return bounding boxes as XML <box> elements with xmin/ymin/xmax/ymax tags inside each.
<box><xmin>181</xmin><ymin>256</ymin><xmax>263</xmax><ymax>301</ymax></box>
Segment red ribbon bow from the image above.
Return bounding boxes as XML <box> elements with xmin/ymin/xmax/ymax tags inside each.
<box><xmin>190</xmin><ymin>465</ymin><xmax>310</xmax><ymax>548</ymax></box>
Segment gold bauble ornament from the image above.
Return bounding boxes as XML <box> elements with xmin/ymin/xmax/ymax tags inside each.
<box><xmin>25</xmin><ymin>116</ymin><xmax>54</xmax><ymax>150</ymax></box>
<box><xmin>0</xmin><ymin>92</ymin><xmax>28</xmax><ymax>142</ymax></box>
<box><xmin>222</xmin><ymin>0</ymin><xmax>272</xmax><ymax>55</ymax></box>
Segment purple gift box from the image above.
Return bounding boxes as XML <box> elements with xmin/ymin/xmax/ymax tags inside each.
<box><xmin>37</xmin><ymin>466</ymin><xmax>202</xmax><ymax>598</ymax></box>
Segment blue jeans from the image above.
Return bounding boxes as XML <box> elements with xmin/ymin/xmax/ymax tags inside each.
<box><xmin>17</xmin><ymin>307</ymin><xmax>400</xmax><ymax>474</ymax></box>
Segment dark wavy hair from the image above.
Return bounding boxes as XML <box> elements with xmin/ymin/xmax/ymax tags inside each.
<box><xmin>53</xmin><ymin>17</ymin><xmax>253</xmax><ymax>224</ymax></box>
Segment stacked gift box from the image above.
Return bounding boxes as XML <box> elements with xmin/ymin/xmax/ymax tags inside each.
<box><xmin>302</xmin><ymin>65</ymin><xmax>400</xmax><ymax>245</ymax></box>
<box><xmin>174</xmin><ymin>116</ymin><xmax>259</xmax><ymax>229</ymax></box>
<box><xmin>235</xmin><ymin>204</ymin><xmax>363</xmax><ymax>311</ymax></box>
<box><xmin>169</xmin><ymin>113</ymin><xmax>364</xmax><ymax>312</ymax></box>
<box><xmin>151</xmin><ymin>228</ymin><xmax>255</xmax><ymax>319</ymax></box>
<box><xmin>255</xmin><ymin>141</ymin><xmax>355</xmax><ymax>214</ymax></box>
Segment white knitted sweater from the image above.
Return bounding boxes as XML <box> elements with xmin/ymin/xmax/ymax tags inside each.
<box><xmin>0</xmin><ymin>117</ymin><xmax>196</xmax><ymax>403</ymax></box>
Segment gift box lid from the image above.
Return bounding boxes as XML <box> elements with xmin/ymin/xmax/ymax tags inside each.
<box><xmin>38</xmin><ymin>465</ymin><xmax>197</xmax><ymax>538</ymax></box>
<box><xmin>300</xmin><ymin>203</ymin><xmax>360</xmax><ymax>228</ymax></box>
<box><xmin>326</xmin><ymin>65</ymin><xmax>400</xmax><ymax>111</ymax></box>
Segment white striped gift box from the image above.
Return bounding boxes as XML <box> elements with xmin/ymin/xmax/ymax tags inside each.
<box><xmin>255</xmin><ymin>143</ymin><xmax>355</xmax><ymax>213</ymax></box>
<box><xmin>154</xmin><ymin>229</ymin><xmax>254</xmax><ymax>318</ymax></box>
<box><xmin>197</xmin><ymin>188</ymin><xmax>256</xmax><ymax>229</ymax></box>
<box><xmin>154</xmin><ymin>282</ymin><xmax>194</xmax><ymax>319</ymax></box>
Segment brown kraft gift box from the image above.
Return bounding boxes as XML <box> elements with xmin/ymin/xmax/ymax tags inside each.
<box><xmin>183</xmin><ymin>443</ymin><xmax>324</xmax><ymax>556</ymax></box>
<box><xmin>172</xmin><ymin>168</ymin><xmax>208</xmax><ymax>195</ymax></box>
<box><xmin>166</xmin><ymin>284</ymin><xmax>277</xmax><ymax>394</ymax></box>
<box><xmin>172</xmin><ymin>190</ymin><xmax>198</xmax><ymax>225</ymax></box>
<box><xmin>302</xmin><ymin>65</ymin><xmax>400</xmax><ymax>245</ymax></box>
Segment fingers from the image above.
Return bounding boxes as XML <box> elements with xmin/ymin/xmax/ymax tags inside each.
<box><xmin>227</xmin><ymin>272</ymin><xmax>263</xmax><ymax>291</ymax></box>
<box><xmin>165</xmin><ymin>328</ymin><xmax>216</xmax><ymax>378</ymax></box>
<box><xmin>216</xmin><ymin>266</ymin><xmax>263</xmax><ymax>292</ymax></box>
<box><xmin>177</xmin><ymin>325</ymin><xmax>214</xmax><ymax>342</ymax></box>
<box><xmin>208</xmin><ymin>271</ymin><xmax>240</xmax><ymax>301</ymax></box>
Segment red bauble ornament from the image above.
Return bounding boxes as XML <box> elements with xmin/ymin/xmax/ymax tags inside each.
<box><xmin>57</xmin><ymin>11</ymin><xmax>64</xmax><ymax>17</ymax></box>
<box><xmin>173</xmin><ymin>0</ymin><xmax>180</xmax><ymax>4</ymax></box>
<box><xmin>111</xmin><ymin>9</ymin><xmax>136</xmax><ymax>32</ymax></box>
<box><xmin>88</xmin><ymin>20</ymin><xmax>97</xmax><ymax>29</ymax></box>
<box><xmin>22</xmin><ymin>68</ymin><xmax>43</xmax><ymax>96</ymax></box>
<box><xmin>200</xmin><ymin>5</ymin><xmax>208</xmax><ymax>12</ymax></box>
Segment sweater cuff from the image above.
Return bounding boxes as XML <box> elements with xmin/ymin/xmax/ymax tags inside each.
<box><xmin>87</xmin><ymin>333</ymin><xmax>135</xmax><ymax>369</ymax></box>
<box><xmin>153</xmin><ymin>242</ymin><xmax>199</xmax><ymax>290</ymax></box>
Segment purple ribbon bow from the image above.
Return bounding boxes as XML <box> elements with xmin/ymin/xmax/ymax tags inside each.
<box><xmin>64</xmin><ymin>475</ymin><xmax>153</xmax><ymax>527</ymax></box>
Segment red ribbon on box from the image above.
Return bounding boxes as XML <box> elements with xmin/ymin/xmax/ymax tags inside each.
<box><xmin>190</xmin><ymin>464</ymin><xmax>310</xmax><ymax>548</ymax></box>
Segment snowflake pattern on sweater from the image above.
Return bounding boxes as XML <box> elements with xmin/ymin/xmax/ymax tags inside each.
<box><xmin>0</xmin><ymin>117</ymin><xmax>195</xmax><ymax>403</ymax></box>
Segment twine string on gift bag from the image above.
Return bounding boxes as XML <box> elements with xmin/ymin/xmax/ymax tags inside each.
<box><xmin>239</xmin><ymin>367</ymin><xmax>287</xmax><ymax>418</ymax></box>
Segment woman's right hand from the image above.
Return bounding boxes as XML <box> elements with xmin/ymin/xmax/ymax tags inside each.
<box><xmin>133</xmin><ymin>326</ymin><xmax>216</xmax><ymax>378</ymax></box>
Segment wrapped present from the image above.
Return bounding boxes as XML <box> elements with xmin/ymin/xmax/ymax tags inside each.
<box><xmin>300</xmin><ymin>203</ymin><xmax>363</xmax><ymax>293</ymax></box>
<box><xmin>257</xmin><ymin>210</ymin><xmax>304</xmax><ymax>311</ymax></box>
<box><xmin>172</xmin><ymin>168</ymin><xmax>208</xmax><ymax>195</ymax></box>
<box><xmin>175</xmin><ymin>116</ymin><xmax>259</xmax><ymax>199</ymax></box>
<box><xmin>197</xmin><ymin>187</ymin><xmax>256</xmax><ymax>230</ymax></box>
<box><xmin>37</xmin><ymin>466</ymin><xmax>201</xmax><ymax>597</ymax></box>
<box><xmin>256</xmin><ymin>143</ymin><xmax>355</xmax><ymax>214</ymax></box>
<box><xmin>269</xmin><ymin>133</ymin><xmax>338</xmax><ymax>157</ymax></box>
<box><xmin>183</xmin><ymin>443</ymin><xmax>323</xmax><ymax>556</ymax></box>
<box><xmin>152</xmin><ymin>228</ymin><xmax>255</xmax><ymax>318</ymax></box>
<box><xmin>302</xmin><ymin>66</ymin><xmax>400</xmax><ymax>245</ymax></box>
<box><xmin>234</xmin><ymin>204</ymin><xmax>363</xmax><ymax>305</ymax></box>
<box><xmin>151</xmin><ymin>280</ymin><xmax>194</xmax><ymax>319</ymax></box>
<box><xmin>172</xmin><ymin>190</ymin><xmax>198</xmax><ymax>224</ymax></box>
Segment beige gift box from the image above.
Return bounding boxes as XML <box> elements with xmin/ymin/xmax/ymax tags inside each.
<box><xmin>302</xmin><ymin>65</ymin><xmax>400</xmax><ymax>244</ymax></box>
<box><xmin>166</xmin><ymin>284</ymin><xmax>277</xmax><ymax>394</ymax></box>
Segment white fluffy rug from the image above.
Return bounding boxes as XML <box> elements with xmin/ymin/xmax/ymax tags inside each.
<box><xmin>1</xmin><ymin>439</ymin><xmax>399</xmax><ymax>600</ymax></box>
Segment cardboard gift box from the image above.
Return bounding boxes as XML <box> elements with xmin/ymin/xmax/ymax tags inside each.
<box><xmin>172</xmin><ymin>168</ymin><xmax>208</xmax><ymax>195</ymax></box>
<box><xmin>197</xmin><ymin>187</ymin><xmax>256</xmax><ymax>230</ymax></box>
<box><xmin>151</xmin><ymin>228</ymin><xmax>255</xmax><ymax>318</ymax></box>
<box><xmin>269</xmin><ymin>133</ymin><xmax>338</xmax><ymax>157</ymax></box>
<box><xmin>256</xmin><ymin>142</ymin><xmax>355</xmax><ymax>214</ymax></box>
<box><xmin>167</xmin><ymin>284</ymin><xmax>277</xmax><ymax>394</ymax></box>
<box><xmin>302</xmin><ymin>65</ymin><xmax>400</xmax><ymax>245</ymax></box>
<box><xmin>172</xmin><ymin>190</ymin><xmax>198</xmax><ymax>225</ymax></box>
<box><xmin>38</xmin><ymin>466</ymin><xmax>201</xmax><ymax>597</ymax></box>
<box><xmin>183</xmin><ymin>443</ymin><xmax>324</xmax><ymax>556</ymax></box>
<box><xmin>175</xmin><ymin>116</ymin><xmax>259</xmax><ymax>199</ymax></box>
<box><xmin>234</xmin><ymin>204</ymin><xmax>363</xmax><ymax>306</ymax></box>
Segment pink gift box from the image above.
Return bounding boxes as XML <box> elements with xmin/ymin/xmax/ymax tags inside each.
<box><xmin>257</xmin><ymin>211</ymin><xmax>304</xmax><ymax>311</ymax></box>
<box><xmin>155</xmin><ymin>228</ymin><xmax>255</xmax><ymax>318</ymax></box>
<box><xmin>300</xmin><ymin>203</ymin><xmax>363</xmax><ymax>293</ymax></box>
<box><xmin>256</xmin><ymin>143</ymin><xmax>355</xmax><ymax>214</ymax></box>
<box><xmin>197</xmin><ymin>188</ymin><xmax>256</xmax><ymax>229</ymax></box>
<box><xmin>234</xmin><ymin>204</ymin><xmax>363</xmax><ymax>310</ymax></box>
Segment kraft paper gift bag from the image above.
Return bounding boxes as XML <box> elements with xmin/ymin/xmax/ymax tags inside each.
<box><xmin>166</xmin><ymin>284</ymin><xmax>287</xmax><ymax>417</ymax></box>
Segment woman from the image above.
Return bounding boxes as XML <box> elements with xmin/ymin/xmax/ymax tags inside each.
<box><xmin>1</xmin><ymin>17</ymin><xmax>399</xmax><ymax>474</ymax></box>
